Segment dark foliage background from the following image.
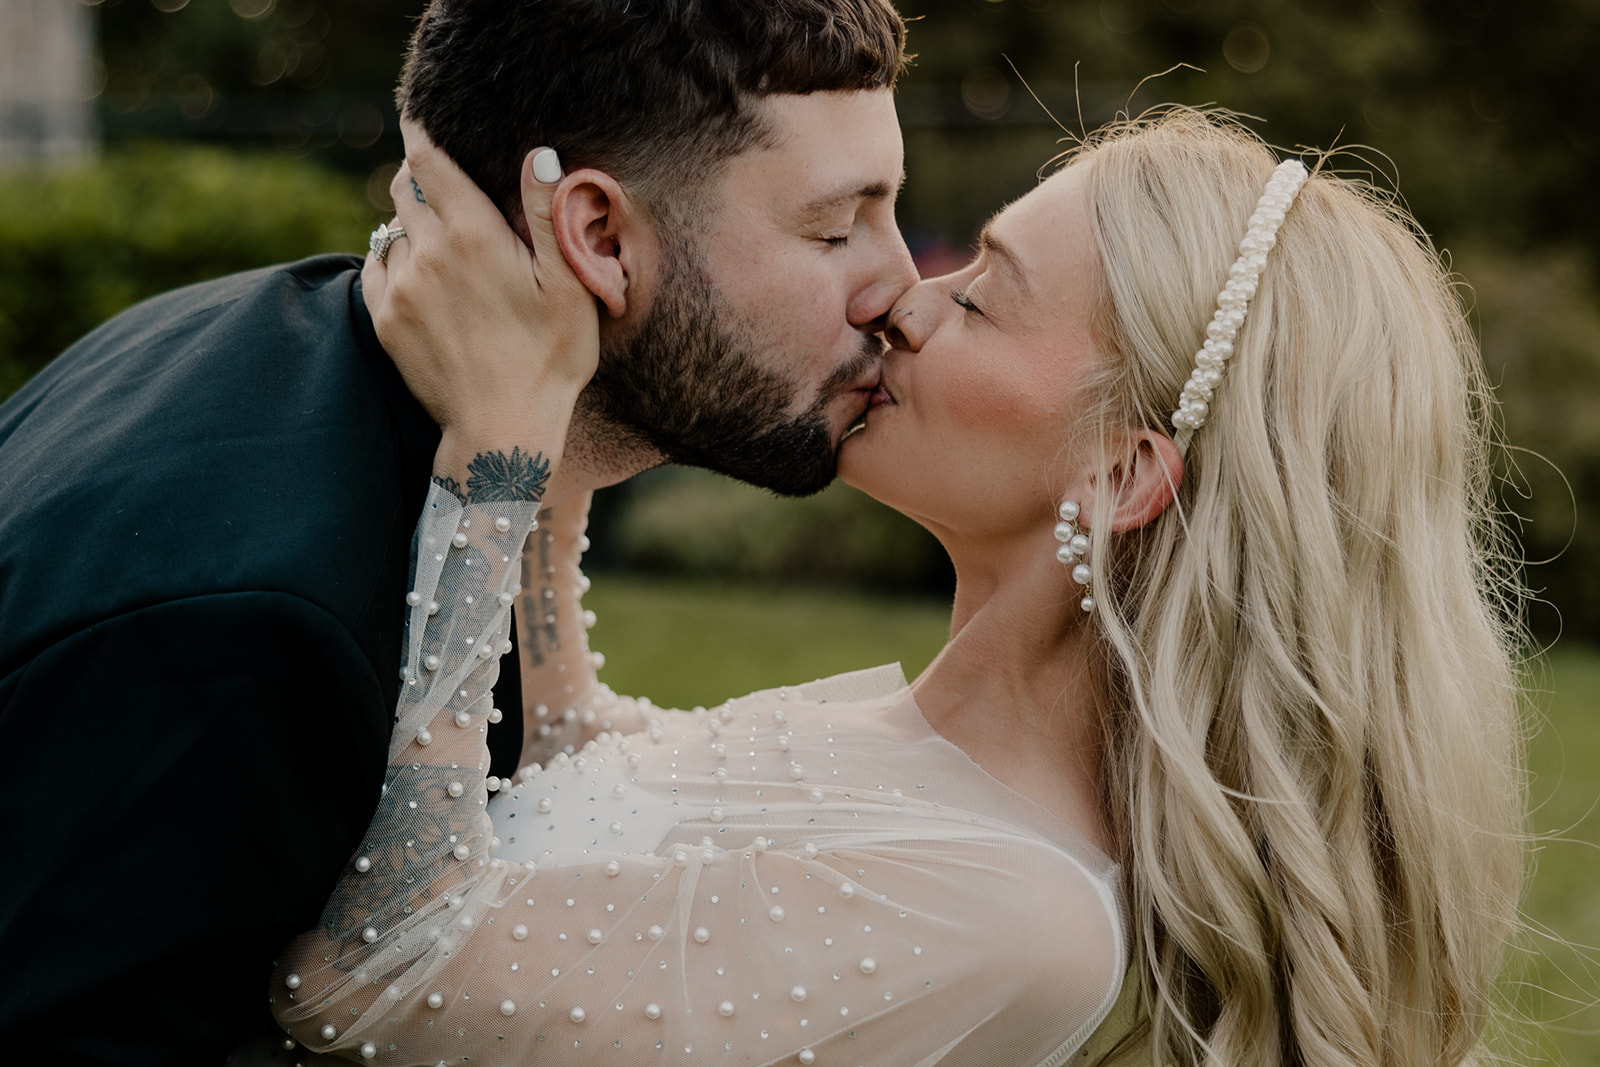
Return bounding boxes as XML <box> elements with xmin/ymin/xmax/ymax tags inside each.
<box><xmin>3</xmin><ymin>0</ymin><xmax>1595</xmax><ymax>637</ymax></box>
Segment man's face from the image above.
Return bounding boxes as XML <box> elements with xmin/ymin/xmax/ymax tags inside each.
<box><xmin>585</xmin><ymin>90</ymin><xmax>916</xmax><ymax>496</ymax></box>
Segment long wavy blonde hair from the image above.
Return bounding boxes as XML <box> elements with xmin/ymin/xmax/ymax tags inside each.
<box><xmin>1069</xmin><ymin>110</ymin><xmax>1527</xmax><ymax>1066</ymax></box>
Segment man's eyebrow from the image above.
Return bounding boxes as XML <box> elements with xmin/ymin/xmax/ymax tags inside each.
<box><xmin>978</xmin><ymin>220</ymin><xmax>1032</xmax><ymax>296</ymax></box>
<box><xmin>797</xmin><ymin>172</ymin><xmax>905</xmax><ymax>217</ymax></box>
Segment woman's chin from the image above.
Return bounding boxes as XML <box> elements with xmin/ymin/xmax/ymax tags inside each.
<box><xmin>835</xmin><ymin>419</ymin><xmax>882</xmax><ymax>492</ymax></box>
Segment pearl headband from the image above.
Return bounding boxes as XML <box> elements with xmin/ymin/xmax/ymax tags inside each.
<box><xmin>1170</xmin><ymin>159</ymin><xmax>1310</xmax><ymax>455</ymax></box>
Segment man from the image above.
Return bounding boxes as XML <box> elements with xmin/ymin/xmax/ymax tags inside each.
<box><xmin>0</xmin><ymin>1</ymin><xmax>915</xmax><ymax>1062</ymax></box>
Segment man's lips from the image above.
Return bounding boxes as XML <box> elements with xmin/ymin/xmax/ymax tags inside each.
<box><xmin>842</xmin><ymin>368</ymin><xmax>895</xmax><ymax>439</ymax></box>
<box><xmin>847</xmin><ymin>365</ymin><xmax>894</xmax><ymax>408</ymax></box>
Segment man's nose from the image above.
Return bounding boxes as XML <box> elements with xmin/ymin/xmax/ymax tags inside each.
<box><xmin>848</xmin><ymin>234</ymin><xmax>919</xmax><ymax>330</ymax></box>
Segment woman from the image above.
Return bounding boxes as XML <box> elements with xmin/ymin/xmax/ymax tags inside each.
<box><xmin>270</xmin><ymin>108</ymin><xmax>1526</xmax><ymax>1066</ymax></box>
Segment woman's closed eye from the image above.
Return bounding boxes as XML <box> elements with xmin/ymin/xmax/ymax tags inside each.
<box><xmin>951</xmin><ymin>289</ymin><xmax>983</xmax><ymax>315</ymax></box>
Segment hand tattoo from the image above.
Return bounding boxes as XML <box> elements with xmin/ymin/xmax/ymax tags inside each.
<box><xmin>435</xmin><ymin>447</ymin><xmax>551</xmax><ymax>503</ymax></box>
<box><xmin>410</xmin><ymin>176</ymin><xmax>426</xmax><ymax>204</ymax></box>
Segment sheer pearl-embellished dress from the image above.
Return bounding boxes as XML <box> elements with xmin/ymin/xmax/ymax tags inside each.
<box><xmin>270</xmin><ymin>487</ymin><xmax>1127</xmax><ymax>1066</ymax></box>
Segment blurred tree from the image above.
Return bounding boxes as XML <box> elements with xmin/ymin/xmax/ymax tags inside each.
<box><xmin>91</xmin><ymin>0</ymin><xmax>413</xmax><ymax>199</ymax></box>
<box><xmin>895</xmin><ymin>0</ymin><xmax>1598</xmax><ymax>259</ymax></box>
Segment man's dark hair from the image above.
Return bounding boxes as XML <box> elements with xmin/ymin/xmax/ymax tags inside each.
<box><xmin>397</xmin><ymin>0</ymin><xmax>908</xmax><ymax>222</ymax></box>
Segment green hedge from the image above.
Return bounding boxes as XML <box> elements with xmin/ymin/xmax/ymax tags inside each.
<box><xmin>608</xmin><ymin>468</ymin><xmax>953</xmax><ymax>595</ymax></box>
<box><xmin>1460</xmin><ymin>245</ymin><xmax>1600</xmax><ymax>641</ymax></box>
<box><xmin>0</xmin><ymin>143</ymin><xmax>372</xmax><ymax>398</ymax></box>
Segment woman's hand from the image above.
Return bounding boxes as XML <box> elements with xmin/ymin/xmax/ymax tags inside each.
<box><xmin>365</xmin><ymin>119</ymin><xmax>599</xmax><ymax>493</ymax></box>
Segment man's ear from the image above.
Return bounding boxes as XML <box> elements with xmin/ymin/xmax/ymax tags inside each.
<box><xmin>516</xmin><ymin>155</ymin><xmax>641</xmax><ymax>319</ymax></box>
<box><xmin>1084</xmin><ymin>430</ymin><xmax>1184</xmax><ymax>532</ymax></box>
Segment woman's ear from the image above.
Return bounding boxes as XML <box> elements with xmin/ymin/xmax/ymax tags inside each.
<box><xmin>516</xmin><ymin>153</ymin><xmax>640</xmax><ymax>319</ymax></box>
<box><xmin>1082</xmin><ymin>430</ymin><xmax>1184</xmax><ymax>532</ymax></box>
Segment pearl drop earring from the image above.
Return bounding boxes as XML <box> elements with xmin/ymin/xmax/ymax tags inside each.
<box><xmin>1053</xmin><ymin>500</ymin><xmax>1094</xmax><ymax>613</ymax></box>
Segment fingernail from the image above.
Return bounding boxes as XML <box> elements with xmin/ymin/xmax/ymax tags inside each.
<box><xmin>532</xmin><ymin>148</ymin><xmax>562</xmax><ymax>184</ymax></box>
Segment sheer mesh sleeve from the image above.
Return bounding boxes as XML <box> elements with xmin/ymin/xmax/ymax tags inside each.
<box><xmin>505</xmin><ymin>493</ymin><xmax>652</xmax><ymax>771</ymax></box>
<box><xmin>270</xmin><ymin>482</ymin><xmax>539</xmax><ymax>1058</ymax></box>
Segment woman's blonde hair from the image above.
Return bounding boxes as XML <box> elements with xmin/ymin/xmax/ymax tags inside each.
<box><xmin>1068</xmin><ymin>109</ymin><xmax>1527</xmax><ymax>1065</ymax></box>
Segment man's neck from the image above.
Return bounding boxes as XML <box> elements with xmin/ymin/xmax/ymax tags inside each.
<box><xmin>540</xmin><ymin>405</ymin><xmax>663</xmax><ymax>506</ymax></box>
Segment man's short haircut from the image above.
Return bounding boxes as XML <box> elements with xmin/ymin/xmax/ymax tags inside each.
<box><xmin>397</xmin><ymin>0</ymin><xmax>908</xmax><ymax>223</ymax></box>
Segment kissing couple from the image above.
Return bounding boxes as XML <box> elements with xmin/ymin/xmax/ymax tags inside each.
<box><xmin>0</xmin><ymin>1</ymin><xmax>1526</xmax><ymax>1065</ymax></box>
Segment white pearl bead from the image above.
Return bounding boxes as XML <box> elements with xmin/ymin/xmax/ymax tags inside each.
<box><xmin>1081</xmin><ymin>595</ymin><xmax>1096</xmax><ymax>613</ymax></box>
<box><xmin>791</xmin><ymin>985</ymin><xmax>807</xmax><ymax>1002</ymax></box>
<box><xmin>1056</xmin><ymin>544</ymin><xmax>1076</xmax><ymax>564</ymax></box>
<box><xmin>427</xmin><ymin>991</ymin><xmax>444</xmax><ymax>1009</ymax></box>
<box><xmin>501</xmin><ymin>999</ymin><xmax>517</xmax><ymax>1017</ymax></box>
<box><xmin>285</xmin><ymin>973</ymin><xmax>302</xmax><ymax>989</ymax></box>
<box><xmin>512</xmin><ymin>924</ymin><xmax>529</xmax><ymax>940</ymax></box>
<box><xmin>1057</xmin><ymin>500</ymin><xmax>1080</xmax><ymax>521</ymax></box>
<box><xmin>362</xmin><ymin>926</ymin><xmax>378</xmax><ymax>943</ymax></box>
<box><xmin>494</xmin><ymin>515</ymin><xmax>512</xmax><ymax>532</ymax></box>
<box><xmin>406</xmin><ymin>591</ymin><xmax>422</xmax><ymax>607</ymax></box>
<box><xmin>428</xmin><ymin>600</ymin><xmax>440</xmax><ymax>615</ymax></box>
<box><xmin>452</xmin><ymin>532</ymin><xmax>469</xmax><ymax>549</ymax></box>
<box><xmin>647</xmin><ymin>925</ymin><xmax>664</xmax><ymax>941</ymax></box>
<box><xmin>694</xmin><ymin>927</ymin><xmax>711</xmax><ymax>943</ymax></box>
<box><xmin>838</xmin><ymin>882</ymin><xmax>855</xmax><ymax>899</ymax></box>
<box><xmin>645</xmin><ymin>1003</ymin><xmax>662</xmax><ymax>1020</ymax></box>
<box><xmin>320</xmin><ymin>1024</ymin><xmax>337</xmax><ymax>1040</ymax></box>
<box><xmin>1053</xmin><ymin>521</ymin><xmax>1074</xmax><ymax>542</ymax></box>
<box><xmin>423</xmin><ymin>654</ymin><xmax>440</xmax><ymax>672</ymax></box>
<box><xmin>447</xmin><ymin>781</ymin><xmax>464</xmax><ymax>798</ymax></box>
<box><xmin>718</xmin><ymin>1000</ymin><xmax>736</xmax><ymax>1017</ymax></box>
<box><xmin>416</xmin><ymin>728</ymin><xmax>432</xmax><ymax>746</ymax></box>
<box><xmin>587</xmin><ymin>928</ymin><xmax>603</xmax><ymax>944</ymax></box>
<box><xmin>799</xmin><ymin>1048</ymin><xmax>816</xmax><ymax>1064</ymax></box>
<box><xmin>769</xmin><ymin>905</ymin><xmax>785</xmax><ymax>922</ymax></box>
<box><xmin>1068</xmin><ymin>533</ymin><xmax>1090</xmax><ymax>555</ymax></box>
<box><xmin>605</xmin><ymin>860</ymin><xmax>622</xmax><ymax>876</ymax></box>
<box><xmin>360</xmin><ymin>1042</ymin><xmax>377</xmax><ymax>1059</ymax></box>
<box><xmin>354</xmin><ymin>856</ymin><xmax>371</xmax><ymax>873</ymax></box>
<box><xmin>860</xmin><ymin>957</ymin><xmax>877</xmax><ymax>974</ymax></box>
<box><xmin>452</xmin><ymin>844</ymin><xmax>470</xmax><ymax>860</ymax></box>
<box><xmin>1072</xmin><ymin>563</ymin><xmax>1092</xmax><ymax>586</ymax></box>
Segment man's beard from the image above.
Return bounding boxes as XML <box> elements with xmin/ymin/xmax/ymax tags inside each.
<box><xmin>580</xmin><ymin>234</ymin><xmax>882</xmax><ymax>498</ymax></box>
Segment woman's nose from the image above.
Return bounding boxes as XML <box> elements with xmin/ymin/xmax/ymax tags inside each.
<box><xmin>884</xmin><ymin>304</ymin><xmax>917</xmax><ymax>350</ymax></box>
<box><xmin>884</xmin><ymin>278</ymin><xmax>941</xmax><ymax>351</ymax></box>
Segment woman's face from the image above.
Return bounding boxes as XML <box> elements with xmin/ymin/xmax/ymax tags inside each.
<box><xmin>839</xmin><ymin>163</ymin><xmax>1101</xmax><ymax>542</ymax></box>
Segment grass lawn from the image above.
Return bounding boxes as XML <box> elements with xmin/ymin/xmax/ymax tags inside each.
<box><xmin>587</xmin><ymin>574</ymin><xmax>1600</xmax><ymax>1063</ymax></box>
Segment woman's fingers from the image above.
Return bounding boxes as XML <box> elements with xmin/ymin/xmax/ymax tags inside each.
<box><xmin>400</xmin><ymin>116</ymin><xmax>498</xmax><ymax>229</ymax></box>
<box><xmin>388</xmin><ymin>162</ymin><xmax>438</xmax><ymax>242</ymax></box>
<box><xmin>518</xmin><ymin>147</ymin><xmax>573</xmax><ymax>299</ymax></box>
